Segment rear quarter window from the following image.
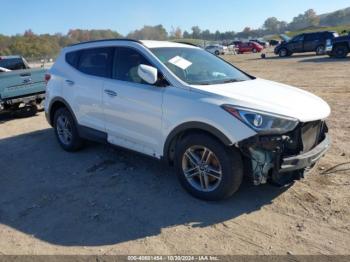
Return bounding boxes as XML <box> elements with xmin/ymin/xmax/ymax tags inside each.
<box><xmin>66</xmin><ymin>51</ymin><xmax>79</xmax><ymax>68</ymax></box>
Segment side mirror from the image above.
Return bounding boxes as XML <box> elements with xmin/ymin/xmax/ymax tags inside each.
<box><xmin>138</xmin><ymin>64</ymin><xmax>158</xmax><ymax>85</ymax></box>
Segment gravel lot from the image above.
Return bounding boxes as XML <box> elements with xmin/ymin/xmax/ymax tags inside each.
<box><xmin>0</xmin><ymin>52</ymin><xmax>349</xmax><ymax>255</ymax></box>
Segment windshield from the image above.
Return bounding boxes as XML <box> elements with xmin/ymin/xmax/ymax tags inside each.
<box><xmin>150</xmin><ymin>47</ymin><xmax>252</xmax><ymax>85</ymax></box>
<box><xmin>280</xmin><ymin>34</ymin><xmax>291</xmax><ymax>42</ymax></box>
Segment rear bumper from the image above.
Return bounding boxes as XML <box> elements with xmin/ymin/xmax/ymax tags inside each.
<box><xmin>280</xmin><ymin>134</ymin><xmax>330</xmax><ymax>173</ymax></box>
<box><xmin>3</xmin><ymin>92</ymin><xmax>45</xmax><ymax>105</ymax></box>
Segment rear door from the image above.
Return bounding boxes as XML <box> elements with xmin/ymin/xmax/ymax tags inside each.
<box><xmin>63</xmin><ymin>47</ymin><xmax>114</xmax><ymax>132</ymax></box>
<box><xmin>102</xmin><ymin>46</ymin><xmax>164</xmax><ymax>157</ymax></box>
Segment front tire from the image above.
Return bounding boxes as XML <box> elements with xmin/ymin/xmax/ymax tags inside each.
<box><xmin>53</xmin><ymin>107</ymin><xmax>84</xmax><ymax>152</ymax></box>
<box><xmin>279</xmin><ymin>48</ymin><xmax>289</xmax><ymax>57</ymax></box>
<box><xmin>175</xmin><ymin>134</ymin><xmax>243</xmax><ymax>201</ymax></box>
<box><xmin>214</xmin><ymin>50</ymin><xmax>220</xmax><ymax>56</ymax></box>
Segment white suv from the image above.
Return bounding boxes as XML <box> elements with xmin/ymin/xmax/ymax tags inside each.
<box><xmin>45</xmin><ymin>39</ymin><xmax>331</xmax><ymax>200</ymax></box>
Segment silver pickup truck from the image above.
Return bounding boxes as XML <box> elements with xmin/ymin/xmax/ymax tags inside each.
<box><xmin>0</xmin><ymin>56</ymin><xmax>46</xmax><ymax>116</ymax></box>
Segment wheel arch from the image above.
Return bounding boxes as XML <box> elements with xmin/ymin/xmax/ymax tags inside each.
<box><xmin>47</xmin><ymin>97</ymin><xmax>77</xmax><ymax>127</ymax></box>
<box><xmin>163</xmin><ymin>121</ymin><xmax>233</xmax><ymax>165</ymax></box>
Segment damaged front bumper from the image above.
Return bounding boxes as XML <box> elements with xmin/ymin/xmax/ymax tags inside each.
<box><xmin>280</xmin><ymin>134</ymin><xmax>330</xmax><ymax>173</ymax></box>
<box><xmin>239</xmin><ymin>121</ymin><xmax>330</xmax><ymax>185</ymax></box>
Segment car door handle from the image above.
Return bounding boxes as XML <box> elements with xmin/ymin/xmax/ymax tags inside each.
<box><xmin>104</xmin><ymin>89</ymin><xmax>118</xmax><ymax>97</ymax></box>
<box><xmin>20</xmin><ymin>73</ymin><xmax>31</xmax><ymax>77</ymax></box>
<box><xmin>65</xmin><ymin>80</ymin><xmax>75</xmax><ymax>86</ymax></box>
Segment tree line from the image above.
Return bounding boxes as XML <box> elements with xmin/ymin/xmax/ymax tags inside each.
<box><xmin>1</xmin><ymin>7</ymin><xmax>349</xmax><ymax>60</ymax></box>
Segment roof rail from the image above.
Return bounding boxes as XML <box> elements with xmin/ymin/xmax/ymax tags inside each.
<box><xmin>68</xmin><ymin>38</ymin><xmax>143</xmax><ymax>47</ymax></box>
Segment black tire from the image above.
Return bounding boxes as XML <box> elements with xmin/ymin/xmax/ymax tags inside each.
<box><xmin>315</xmin><ymin>45</ymin><xmax>325</xmax><ymax>55</ymax></box>
<box><xmin>252</xmin><ymin>48</ymin><xmax>257</xmax><ymax>53</ymax></box>
<box><xmin>14</xmin><ymin>104</ymin><xmax>38</xmax><ymax>118</ymax></box>
<box><xmin>175</xmin><ymin>133</ymin><xmax>243</xmax><ymax>201</ymax></box>
<box><xmin>53</xmin><ymin>107</ymin><xmax>84</xmax><ymax>152</ymax></box>
<box><xmin>279</xmin><ymin>48</ymin><xmax>289</xmax><ymax>57</ymax></box>
<box><xmin>214</xmin><ymin>50</ymin><xmax>220</xmax><ymax>56</ymax></box>
<box><xmin>333</xmin><ymin>45</ymin><xmax>349</xmax><ymax>58</ymax></box>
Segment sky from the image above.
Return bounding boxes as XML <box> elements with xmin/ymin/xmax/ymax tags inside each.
<box><xmin>2</xmin><ymin>0</ymin><xmax>350</xmax><ymax>36</ymax></box>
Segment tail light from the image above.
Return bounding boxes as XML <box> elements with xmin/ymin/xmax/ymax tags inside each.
<box><xmin>45</xmin><ymin>73</ymin><xmax>51</xmax><ymax>85</ymax></box>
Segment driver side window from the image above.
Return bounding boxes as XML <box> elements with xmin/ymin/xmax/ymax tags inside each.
<box><xmin>113</xmin><ymin>47</ymin><xmax>152</xmax><ymax>84</ymax></box>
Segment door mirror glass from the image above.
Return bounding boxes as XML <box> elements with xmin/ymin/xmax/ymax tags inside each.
<box><xmin>137</xmin><ymin>64</ymin><xmax>158</xmax><ymax>85</ymax></box>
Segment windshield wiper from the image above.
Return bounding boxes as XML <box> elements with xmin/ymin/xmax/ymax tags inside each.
<box><xmin>191</xmin><ymin>79</ymin><xmax>244</xmax><ymax>85</ymax></box>
<box><xmin>222</xmin><ymin>79</ymin><xmax>244</xmax><ymax>83</ymax></box>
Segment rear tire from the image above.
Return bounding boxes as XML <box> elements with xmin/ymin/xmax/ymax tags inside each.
<box><xmin>53</xmin><ymin>107</ymin><xmax>84</xmax><ymax>152</ymax></box>
<box><xmin>316</xmin><ymin>45</ymin><xmax>325</xmax><ymax>55</ymax></box>
<box><xmin>333</xmin><ymin>45</ymin><xmax>349</xmax><ymax>58</ymax></box>
<box><xmin>175</xmin><ymin>133</ymin><xmax>243</xmax><ymax>201</ymax></box>
<box><xmin>214</xmin><ymin>50</ymin><xmax>220</xmax><ymax>56</ymax></box>
<box><xmin>14</xmin><ymin>104</ymin><xmax>38</xmax><ymax>118</ymax></box>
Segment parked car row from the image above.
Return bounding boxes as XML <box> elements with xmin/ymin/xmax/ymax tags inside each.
<box><xmin>205</xmin><ymin>41</ymin><xmax>265</xmax><ymax>56</ymax></box>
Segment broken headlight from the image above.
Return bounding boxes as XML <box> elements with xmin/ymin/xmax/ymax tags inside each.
<box><xmin>222</xmin><ymin>105</ymin><xmax>299</xmax><ymax>134</ymax></box>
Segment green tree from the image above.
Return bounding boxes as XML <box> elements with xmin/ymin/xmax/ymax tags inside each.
<box><xmin>191</xmin><ymin>26</ymin><xmax>201</xmax><ymax>39</ymax></box>
<box><xmin>127</xmin><ymin>25</ymin><xmax>168</xmax><ymax>40</ymax></box>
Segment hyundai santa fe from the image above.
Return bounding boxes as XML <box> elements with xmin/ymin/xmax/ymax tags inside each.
<box><xmin>45</xmin><ymin>39</ymin><xmax>331</xmax><ymax>201</ymax></box>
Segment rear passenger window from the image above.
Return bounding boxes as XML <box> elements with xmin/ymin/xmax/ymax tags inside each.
<box><xmin>113</xmin><ymin>47</ymin><xmax>152</xmax><ymax>84</ymax></box>
<box><xmin>77</xmin><ymin>47</ymin><xmax>113</xmax><ymax>78</ymax></box>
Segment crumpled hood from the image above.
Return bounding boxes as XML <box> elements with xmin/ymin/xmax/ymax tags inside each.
<box><xmin>191</xmin><ymin>78</ymin><xmax>331</xmax><ymax>122</ymax></box>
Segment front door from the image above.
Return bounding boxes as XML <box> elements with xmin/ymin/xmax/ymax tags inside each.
<box><xmin>289</xmin><ymin>34</ymin><xmax>304</xmax><ymax>52</ymax></box>
<box><xmin>102</xmin><ymin>46</ymin><xmax>164</xmax><ymax>157</ymax></box>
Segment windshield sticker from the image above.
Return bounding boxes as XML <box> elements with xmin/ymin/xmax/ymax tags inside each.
<box><xmin>168</xmin><ymin>56</ymin><xmax>192</xmax><ymax>70</ymax></box>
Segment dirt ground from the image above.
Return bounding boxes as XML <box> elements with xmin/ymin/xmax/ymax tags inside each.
<box><xmin>0</xmin><ymin>51</ymin><xmax>349</xmax><ymax>255</ymax></box>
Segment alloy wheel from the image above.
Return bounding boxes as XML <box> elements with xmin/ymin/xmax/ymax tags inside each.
<box><xmin>280</xmin><ymin>49</ymin><xmax>287</xmax><ymax>57</ymax></box>
<box><xmin>56</xmin><ymin>115</ymin><xmax>73</xmax><ymax>146</ymax></box>
<box><xmin>182</xmin><ymin>145</ymin><xmax>223</xmax><ymax>192</ymax></box>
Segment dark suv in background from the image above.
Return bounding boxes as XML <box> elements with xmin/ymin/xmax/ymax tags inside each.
<box><xmin>274</xmin><ymin>31</ymin><xmax>339</xmax><ymax>57</ymax></box>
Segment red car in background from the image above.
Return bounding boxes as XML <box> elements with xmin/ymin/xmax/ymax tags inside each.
<box><xmin>237</xmin><ymin>42</ymin><xmax>264</xmax><ymax>54</ymax></box>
